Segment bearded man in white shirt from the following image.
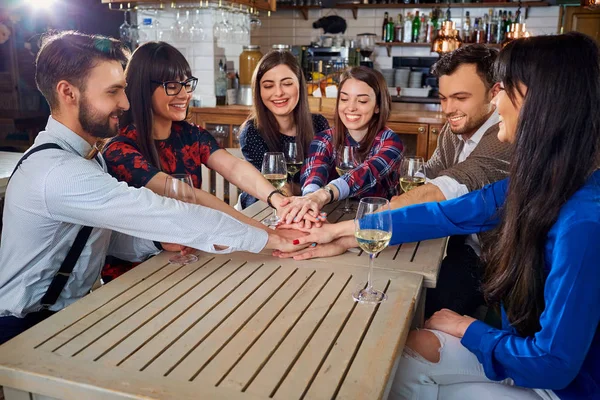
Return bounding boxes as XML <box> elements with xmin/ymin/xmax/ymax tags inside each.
<box><xmin>0</xmin><ymin>31</ymin><xmax>300</xmax><ymax>345</ymax></box>
<box><xmin>276</xmin><ymin>45</ymin><xmax>512</xmax><ymax>320</ymax></box>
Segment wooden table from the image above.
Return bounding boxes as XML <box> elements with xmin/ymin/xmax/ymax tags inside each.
<box><xmin>0</xmin><ymin>151</ymin><xmax>22</xmax><ymax>199</ymax></box>
<box><xmin>0</xmin><ymin>242</ymin><xmax>423</xmax><ymax>400</ymax></box>
<box><xmin>245</xmin><ymin>200</ymin><xmax>448</xmax><ymax>289</ymax></box>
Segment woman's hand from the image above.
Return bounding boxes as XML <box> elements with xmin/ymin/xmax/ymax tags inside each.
<box><xmin>277</xmin><ymin>221</ymin><xmax>345</xmax><ymax>246</ymax></box>
<box><xmin>424</xmin><ymin>309</ymin><xmax>476</xmax><ymax>338</ymax></box>
<box><xmin>274</xmin><ymin>195</ymin><xmax>327</xmax><ymax>225</ymax></box>
<box><xmin>264</xmin><ymin>230</ymin><xmax>310</xmax><ymax>253</ymax></box>
<box><xmin>272</xmin><ymin>236</ymin><xmax>356</xmax><ymax>260</ymax></box>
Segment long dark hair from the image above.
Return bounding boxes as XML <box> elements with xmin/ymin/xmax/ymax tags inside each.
<box><xmin>122</xmin><ymin>41</ymin><xmax>192</xmax><ymax>169</ymax></box>
<box><xmin>334</xmin><ymin>67</ymin><xmax>391</xmax><ymax>161</ymax></box>
<box><xmin>484</xmin><ymin>33</ymin><xmax>600</xmax><ymax>337</ymax></box>
<box><xmin>247</xmin><ymin>50</ymin><xmax>313</xmax><ymax>159</ymax></box>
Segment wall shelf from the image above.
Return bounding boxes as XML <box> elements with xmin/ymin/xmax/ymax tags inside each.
<box><xmin>376</xmin><ymin>41</ymin><xmax>501</xmax><ymax>56</ymax></box>
<box><xmin>336</xmin><ymin>1</ymin><xmax>550</xmax><ymax>19</ymax></box>
<box><xmin>277</xmin><ymin>4</ymin><xmax>323</xmax><ymax>19</ymax></box>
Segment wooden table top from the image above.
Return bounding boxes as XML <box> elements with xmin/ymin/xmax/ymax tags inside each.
<box><xmin>0</xmin><ymin>151</ymin><xmax>22</xmax><ymax>198</ymax></box>
<box><xmin>0</xmin><ymin>251</ymin><xmax>422</xmax><ymax>400</ymax></box>
<box><xmin>245</xmin><ymin>200</ymin><xmax>447</xmax><ymax>289</ymax></box>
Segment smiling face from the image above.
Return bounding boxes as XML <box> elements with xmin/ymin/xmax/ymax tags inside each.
<box><xmin>439</xmin><ymin>63</ymin><xmax>496</xmax><ymax>139</ymax></box>
<box><xmin>492</xmin><ymin>82</ymin><xmax>527</xmax><ymax>143</ymax></box>
<box><xmin>151</xmin><ymin>78</ymin><xmax>191</xmax><ymax>123</ymax></box>
<box><xmin>338</xmin><ymin>78</ymin><xmax>379</xmax><ymax>136</ymax></box>
<box><xmin>259</xmin><ymin>64</ymin><xmax>300</xmax><ymax>118</ymax></box>
<box><xmin>77</xmin><ymin>60</ymin><xmax>129</xmax><ymax>139</ymax></box>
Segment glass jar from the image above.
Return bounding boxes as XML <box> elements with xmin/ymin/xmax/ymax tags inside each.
<box><xmin>239</xmin><ymin>45</ymin><xmax>262</xmax><ymax>86</ymax></box>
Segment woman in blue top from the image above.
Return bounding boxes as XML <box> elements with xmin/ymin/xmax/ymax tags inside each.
<box><xmin>286</xmin><ymin>33</ymin><xmax>600</xmax><ymax>399</ymax></box>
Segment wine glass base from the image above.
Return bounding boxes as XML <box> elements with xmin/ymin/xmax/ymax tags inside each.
<box><xmin>168</xmin><ymin>254</ymin><xmax>199</xmax><ymax>265</ymax></box>
<box><xmin>339</xmin><ymin>205</ymin><xmax>355</xmax><ymax>214</ymax></box>
<box><xmin>262</xmin><ymin>215</ymin><xmax>280</xmax><ymax>227</ymax></box>
<box><xmin>352</xmin><ymin>287</ymin><xmax>387</xmax><ymax>304</ymax></box>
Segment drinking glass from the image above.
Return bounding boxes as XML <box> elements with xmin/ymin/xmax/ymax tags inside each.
<box><xmin>336</xmin><ymin>145</ymin><xmax>358</xmax><ymax>213</ymax></box>
<box><xmin>399</xmin><ymin>156</ymin><xmax>426</xmax><ymax>193</ymax></box>
<box><xmin>284</xmin><ymin>142</ymin><xmax>303</xmax><ymax>182</ymax></box>
<box><xmin>119</xmin><ymin>10</ymin><xmax>131</xmax><ymax>44</ymax></box>
<box><xmin>353</xmin><ymin>197</ymin><xmax>392</xmax><ymax>304</ymax></box>
<box><xmin>190</xmin><ymin>9</ymin><xmax>206</xmax><ymax>42</ymax></box>
<box><xmin>164</xmin><ymin>174</ymin><xmax>199</xmax><ymax>265</ymax></box>
<box><xmin>261</xmin><ymin>152</ymin><xmax>287</xmax><ymax>226</ymax></box>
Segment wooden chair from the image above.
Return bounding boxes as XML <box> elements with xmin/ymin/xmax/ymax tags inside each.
<box><xmin>200</xmin><ymin>148</ymin><xmax>244</xmax><ymax>207</ymax></box>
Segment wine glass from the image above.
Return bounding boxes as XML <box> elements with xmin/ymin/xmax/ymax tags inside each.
<box><xmin>284</xmin><ymin>142</ymin><xmax>303</xmax><ymax>182</ymax></box>
<box><xmin>261</xmin><ymin>152</ymin><xmax>287</xmax><ymax>227</ymax></box>
<box><xmin>353</xmin><ymin>197</ymin><xmax>392</xmax><ymax>304</ymax></box>
<box><xmin>164</xmin><ymin>174</ymin><xmax>199</xmax><ymax>265</ymax></box>
<box><xmin>399</xmin><ymin>156</ymin><xmax>426</xmax><ymax>193</ymax></box>
<box><xmin>336</xmin><ymin>145</ymin><xmax>358</xmax><ymax>213</ymax></box>
<box><xmin>119</xmin><ymin>10</ymin><xmax>131</xmax><ymax>45</ymax></box>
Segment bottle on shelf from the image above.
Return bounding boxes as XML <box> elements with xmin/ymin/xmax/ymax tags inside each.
<box><xmin>404</xmin><ymin>12</ymin><xmax>413</xmax><ymax>43</ymax></box>
<box><xmin>487</xmin><ymin>9</ymin><xmax>497</xmax><ymax>44</ymax></box>
<box><xmin>382</xmin><ymin>12</ymin><xmax>389</xmax><ymax>41</ymax></box>
<box><xmin>426</xmin><ymin>12</ymin><xmax>435</xmax><ymax>43</ymax></box>
<box><xmin>463</xmin><ymin>11</ymin><xmax>472</xmax><ymax>44</ymax></box>
<box><xmin>215</xmin><ymin>59</ymin><xmax>227</xmax><ymax>106</ymax></box>
<box><xmin>386</xmin><ymin>15</ymin><xmax>395</xmax><ymax>42</ymax></box>
<box><xmin>501</xmin><ymin>10</ymin><xmax>508</xmax><ymax>42</ymax></box>
<box><xmin>419</xmin><ymin>13</ymin><xmax>428</xmax><ymax>43</ymax></box>
<box><xmin>394</xmin><ymin>14</ymin><xmax>404</xmax><ymax>42</ymax></box>
<box><xmin>506</xmin><ymin>11</ymin><xmax>513</xmax><ymax>35</ymax></box>
<box><xmin>411</xmin><ymin>11</ymin><xmax>420</xmax><ymax>43</ymax></box>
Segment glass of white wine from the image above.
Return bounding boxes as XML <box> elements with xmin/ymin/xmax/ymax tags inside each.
<box><xmin>336</xmin><ymin>145</ymin><xmax>358</xmax><ymax>213</ymax></box>
<box><xmin>399</xmin><ymin>156</ymin><xmax>426</xmax><ymax>193</ymax></box>
<box><xmin>164</xmin><ymin>174</ymin><xmax>199</xmax><ymax>265</ymax></box>
<box><xmin>261</xmin><ymin>152</ymin><xmax>287</xmax><ymax>226</ymax></box>
<box><xmin>284</xmin><ymin>142</ymin><xmax>303</xmax><ymax>182</ymax></box>
<box><xmin>353</xmin><ymin>197</ymin><xmax>392</xmax><ymax>304</ymax></box>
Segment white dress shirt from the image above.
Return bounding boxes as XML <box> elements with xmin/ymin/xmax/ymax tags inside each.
<box><xmin>428</xmin><ymin>111</ymin><xmax>500</xmax><ymax>255</ymax></box>
<box><xmin>0</xmin><ymin>117</ymin><xmax>267</xmax><ymax>317</ymax></box>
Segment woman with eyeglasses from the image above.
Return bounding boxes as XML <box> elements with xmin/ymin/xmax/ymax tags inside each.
<box><xmin>101</xmin><ymin>42</ymin><xmax>315</xmax><ymax>281</ymax></box>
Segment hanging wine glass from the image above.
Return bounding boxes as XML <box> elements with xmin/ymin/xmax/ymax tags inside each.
<box><xmin>119</xmin><ymin>10</ymin><xmax>131</xmax><ymax>45</ymax></box>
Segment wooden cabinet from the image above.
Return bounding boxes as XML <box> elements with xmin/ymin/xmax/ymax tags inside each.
<box><xmin>387</xmin><ymin>122</ymin><xmax>429</xmax><ymax>160</ymax></box>
<box><xmin>562</xmin><ymin>6</ymin><xmax>600</xmax><ymax>44</ymax></box>
<box><xmin>190</xmin><ymin>104</ymin><xmax>445</xmax><ymax>160</ymax></box>
<box><xmin>427</xmin><ymin>124</ymin><xmax>443</xmax><ymax>159</ymax></box>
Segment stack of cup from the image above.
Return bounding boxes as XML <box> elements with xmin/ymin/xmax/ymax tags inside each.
<box><xmin>381</xmin><ymin>69</ymin><xmax>395</xmax><ymax>87</ymax></box>
<box><xmin>409</xmin><ymin>71</ymin><xmax>423</xmax><ymax>88</ymax></box>
<box><xmin>394</xmin><ymin>68</ymin><xmax>410</xmax><ymax>88</ymax></box>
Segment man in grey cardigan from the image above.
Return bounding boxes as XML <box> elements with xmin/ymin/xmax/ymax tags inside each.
<box><xmin>276</xmin><ymin>45</ymin><xmax>512</xmax><ymax>319</ymax></box>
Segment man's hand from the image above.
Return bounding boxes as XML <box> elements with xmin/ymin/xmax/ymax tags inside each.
<box><xmin>161</xmin><ymin>243</ymin><xmax>196</xmax><ymax>256</ymax></box>
<box><xmin>272</xmin><ymin>236</ymin><xmax>356</xmax><ymax>260</ymax></box>
<box><xmin>275</xmin><ymin>195</ymin><xmax>326</xmax><ymax>225</ymax></box>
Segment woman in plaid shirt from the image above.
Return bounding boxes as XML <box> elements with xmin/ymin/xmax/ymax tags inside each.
<box><xmin>300</xmin><ymin>67</ymin><xmax>404</xmax><ymax>208</ymax></box>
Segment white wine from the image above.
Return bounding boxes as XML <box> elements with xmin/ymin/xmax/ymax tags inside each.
<box><xmin>336</xmin><ymin>167</ymin><xmax>352</xmax><ymax>177</ymax></box>
<box><xmin>399</xmin><ymin>176</ymin><xmax>426</xmax><ymax>193</ymax></box>
<box><xmin>286</xmin><ymin>162</ymin><xmax>303</xmax><ymax>177</ymax></box>
<box><xmin>264</xmin><ymin>173</ymin><xmax>287</xmax><ymax>190</ymax></box>
<box><xmin>355</xmin><ymin>229</ymin><xmax>392</xmax><ymax>254</ymax></box>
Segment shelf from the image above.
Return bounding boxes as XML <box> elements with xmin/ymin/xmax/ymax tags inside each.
<box><xmin>336</xmin><ymin>1</ymin><xmax>550</xmax><ymax>19</ymax></box>
<box><xmin>376</xmin><ymin>41</ymin><xmax>501</xmax><ymax>56</ymax></box>
<box><xmin>101</xmin><ymin>0</ymin><xmax>276</xmax><ymax>12</ymax></box>
<box><xmin>277</xmin><ymin>4</ymin><xmax>323</xmax><ymax>19</ymax></box>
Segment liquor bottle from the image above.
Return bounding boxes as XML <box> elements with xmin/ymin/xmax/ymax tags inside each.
<box><xmin>419</xmin><ymin>14</ymin><xmax>427</xmax><ymax>43</ymax></box>
<box><xmin>463</xmin><ymin>11</ymin><xmax>472</xmax><ymax>43</ymax></box>
<box><xmin>431</xmin><ymin>8</ymin><xmax>439</xmax><ymax>31</ymax></box>
<box><xmin>487</xmin><ymin>8</ymin><xmax>497</xmax><ymax>44</ymax></box>
<box><xmin>412</xmin><ymin>11</ymin><xmax>420</xmax><ymax>43</ymax></box>
<box><xmin>385</xmin><ymin>16</ymin><xmax>395</xmax><ymax>42</ymax></box>
<box><xmin>501</xmin><ymin>10</ymin><xmax>508</xmax><ymax>41</ymax></box>
<box><xmin>394</xmin><ymin>14</ymin><xmax>404</xmax><ymax>42</ymax></box>
<box><xmin>506</xmin><ymin>11</ymin><xmax>513</xmax><ymax>34</ymax></box>
<box><xmin>382</xmin><ymin>12</ymin><xmax>389</xmax><ymax>41</ymax></box>
<box><xmin>404</xmin><ymin>12</ymin><xmax>413</xmax><ymax>43</ymax></box>
<box><xmin>426</xmin><ymin>12</ymin><xmax>434</xmax><ymax>43</ymax></box>
<box><xmin>215</xmin><ymin>59</ymin><xmax>227</xmax><ymax>106</ymax></box>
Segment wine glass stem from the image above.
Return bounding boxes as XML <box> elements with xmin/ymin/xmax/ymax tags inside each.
<box><xmin>366</xmin><ymin>253</ymin><xmax>375</xmax><ymax>292</ymax></box>
<box><xmin>344</xmin><ymin>197</ymin><xmax>350</xmax><ymax>210</ymax></box>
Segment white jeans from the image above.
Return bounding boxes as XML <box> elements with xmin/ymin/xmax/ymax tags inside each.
<box><xmin>388</xmin><ymin>329</ymin><xmax>561</xmax><ymax>400</ymax></box>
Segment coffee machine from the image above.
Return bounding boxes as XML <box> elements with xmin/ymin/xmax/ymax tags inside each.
<box><xmin>357</xmin><ymin>33</ymin><xmax>377</xmax><ymax>68</ymax></box>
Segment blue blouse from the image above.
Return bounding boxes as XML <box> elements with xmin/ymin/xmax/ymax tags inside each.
<box><xmin>388</xmin><ymin>173</ymin><xmax>600</xmax><ymax>399</ymax></box>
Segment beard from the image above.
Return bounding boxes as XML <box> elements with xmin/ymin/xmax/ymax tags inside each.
<box><xmin>78</xmin><ymin>96</ymin><xmax>123</xmax><ymax>139</ymax></box>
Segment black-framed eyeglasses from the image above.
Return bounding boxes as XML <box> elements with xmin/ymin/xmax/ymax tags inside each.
<box><xmin>151</xmin><ymin>77</ymin><xmax>198</xmax><ymax>96</ymax></box>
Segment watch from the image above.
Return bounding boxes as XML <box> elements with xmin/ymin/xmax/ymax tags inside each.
<box><xmin>322</xmin><ymin>185</ymin><xmax>335</xmax><ymax>204</ymax></box>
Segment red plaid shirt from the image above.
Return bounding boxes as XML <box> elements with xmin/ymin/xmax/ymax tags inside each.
<box><xmin>301</xmin><ymin>127</ymin><xmax>404</xmax><ymax>199</ymax></box>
